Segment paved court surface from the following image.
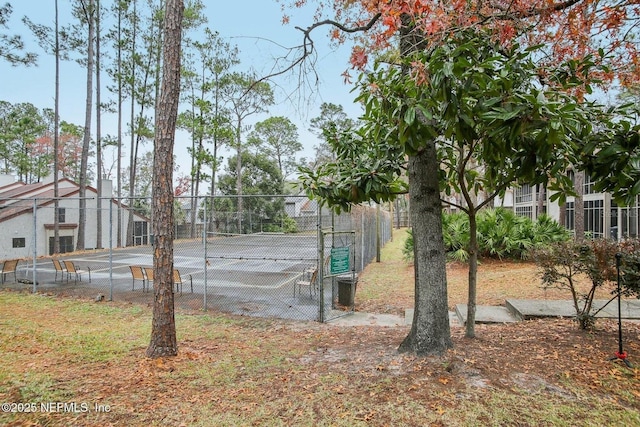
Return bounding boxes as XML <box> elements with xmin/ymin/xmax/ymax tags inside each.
<box><xmin>2</xmin><ymin>235</ymin><xmax>351</xmax><ymax>322</ymax></box>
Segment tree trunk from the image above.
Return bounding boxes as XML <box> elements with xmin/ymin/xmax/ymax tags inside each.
<box><xmin>189</xmin><ymin>83</ymin><xmax>197</xmax><ymax>239</ymax></box>
<box><xmin>574</xmin><ymin>171</ymin><xmax>585</xmax><ymax>241</ymax></box>
<box><xmin>53</xmin><ymin>0</ymin><xmax>60</xmax><ymax>255</ymax></box>
<box><xmin>396</xmin><ymin>13</ymin><xmax>452</xmax><ymax>355</ymax></box>
<box><xmin>235</xmin><ymin>121</ymin><xmax>243</xmax><ymax>232</ymax></box>
<box><xmin>559</xmin><ymin>202</ymin><xmax>566</xmax><ymax>228</ymax></box>
<box><xmin>77</xmin><ymin>0</ymin><xmax>95</xmax><ymax>251</ymax></box>
<box><xmin>536</xmin><ymin>183</ymin><xmax>545</xmax><ymax>218</ymax></box>
<box><xmin>398</xmin><ymin>144</ymin><xmax>453</xmax><ymax>355</ymax></box>
<box><xmin>116</xmin><ymin>1</ymin><xmax>123</xmax><ymax>247</ymax></box>
<box><xmin>95</xmin><ymin>0</ymin><xmax>103</xmax><ymax>249</ymax></box>
<box><xmin>126</xmin><ymin>0</ymin><xmax>138</xmax><ymax>247</ymax></box>
<box><xmin>466</xmin><ymin>210</ymin><xmax>478</xmax><ymax>338</ymax></box>
<box><xmin>146</xmin><ymin>0</ymin><xmax>183</xmax><ymax>359</ymax></box>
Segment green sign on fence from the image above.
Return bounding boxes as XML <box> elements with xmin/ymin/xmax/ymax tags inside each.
<box><xmin>330</xmin><ymin>246</ymin><xmax>350</xmax><ymax>275</ymax></box>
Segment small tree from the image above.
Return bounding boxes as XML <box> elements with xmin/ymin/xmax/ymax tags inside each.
<box><xmin>532</xmin><ymin>239</ymin><xmax>620</xmax><ymax>330</ymax></box>
<box><xmin>619</xmin><ymin>238</ymin><xmax>640</xmax><ymax>298</ymax></box>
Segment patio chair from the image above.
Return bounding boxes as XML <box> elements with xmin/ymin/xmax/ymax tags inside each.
<box><xmin>144</xmin><ymin>267</ymin><xmax>155</xmax><ymax>290</ymax></box>
<box><xmin>129</xmin><ymin>266</ymin><xmax>147</xmax><ymax>292</ymax></box>
<box><xmin>1</xmin><ymin>259</ymin><xmax>19</xmax><ymax>284</ymax></box>
<box><xmin>294</xmin><ymin>267</ymin><xmax>318</xmax><ymax>298</ymax></box>
<box><xmin>173</xmin><ymin>269</ymin><xmax>193</xmax><ymax>295</ymax></box>
<box><xmin>52</xmin><ymin>259</ymin><xmax>65</xmax><ymax>282</ymax></box>
<box><xmin>62</xmin><ymin>260</ymin><xmax>91</xmax><ymax>284</ymax></box>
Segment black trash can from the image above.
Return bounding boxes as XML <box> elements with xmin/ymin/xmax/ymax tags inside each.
<box><xmin>337</xmin><ymin>275</ymin><xmax>357</xmax><ymax>306</ymax></box>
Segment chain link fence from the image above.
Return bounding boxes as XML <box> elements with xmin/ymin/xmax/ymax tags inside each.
<box><xmin>1</xmin><ymin>194</ymin><xmax>391</xmax><ymax>322</ymax></box>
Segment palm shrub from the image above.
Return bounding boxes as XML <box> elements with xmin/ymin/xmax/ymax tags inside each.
<box><xmin>403</xmin><ymin>212</ymin><xmax>470</xmax><ymax>262</ymax></box>
<box><xmin>442</xmin><ymin>211</ymin><xmax>470</xmax><ymax>262</ymax></box>
<box><xmin>477</xmin><ymin>208</ymin><xmax>531</xmax><ymax>259</ymax></box>
<box><xmin>532</xmin><ymin>214</ymin><xmax>572</xmax><ymax>246</ymax></box>
<box><xmin>403</xmin><ymin>208</ymin><xmax>570</xmax><ymax>262</ymax></box>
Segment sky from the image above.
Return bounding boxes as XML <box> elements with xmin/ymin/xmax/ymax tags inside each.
<box><xmin>1</xmin><ymin>1</ymin><xmax>363</xmax><ymax>186</ymax></box>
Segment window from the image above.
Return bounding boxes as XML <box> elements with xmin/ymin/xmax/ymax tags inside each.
<box><xmin>611</xmin><ymin>202</ymin><xmax>618</xmax><ymax>239</ymax></box>
<box><xmin>12</xmin><ymin>237</ymin><xmax>25</xmax><ymax>248</ymax></box>
<box><xmin>515</xmin><ymin>184</ymin><xmax>532</xmax><ymax>204</ymax></box>
<box><xmin>565</xmin><ymin>202</ymin><xmax>575</xmax><ymax>231</ymax></box>
<box><xmin>134</xmin><ymin>221</ymin><xmax>149</xmax><ymax>245</ymax></box>
<box><xmin>56</xmin><ymin>208</ymin><xmax>66</xmax><ymax>223</ymax></box>
<box><xmin>584</xmin><ymin>199</ymin><xmax>604</xmax><ymax>238</ymax></box>
<box><xmin>515</xmin><ymin>206</ymin><xmax>533</xmax><ymax>219</ymax></box>
<box><xmin>584</xmin><ymin>174</ymin><xmax>596</xmax><ymax>195</ymax></box>
<box><xmin>48</xmin><ymin>236</ymin><xmax>74</xmax><ymax>255</ymax></box>
<box><xmin>620</xmin><ymin>205</ymin><xmax>639</xmax><ymax>238</ymax></box>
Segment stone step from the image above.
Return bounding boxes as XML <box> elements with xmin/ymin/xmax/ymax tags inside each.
<box><xmin>506</xmin><ymin>299</ymin><xmax>640</xmax><ymax>320</ymax></box>
<box><xmin>404</xmin><ymin>309</ymin><xmax>461</xmax><ymax>327</ymax></box>
<box><xmin>455</xmin><ymin>304</ymin><xmax>519</xmax><ymax>326</ymax></box>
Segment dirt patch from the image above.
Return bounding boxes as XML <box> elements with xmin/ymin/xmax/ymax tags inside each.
<box><xmin>356</xmin><ymin>258</ymin><xmax>610</xmax><ymax>316</ymax></box>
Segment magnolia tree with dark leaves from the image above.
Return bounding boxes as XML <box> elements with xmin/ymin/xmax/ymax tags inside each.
<box><xmin>286</xmin><ymin>0</ymin><xmax>640</xmax><ymax>355</ymax></box>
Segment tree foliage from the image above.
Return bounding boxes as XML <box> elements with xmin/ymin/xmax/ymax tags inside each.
<box><xmin>296</xmin><ymin>1</ymin><xmax>640</xmax><ymax>89</ymax></box>
<box><xmin>307</xmin><ymin>102</ymin><xmax>357</xmax><ymax>168</ymax></box>
<box><xmin>217</xmin><ymin>152</ymin><xmax>285</xmax><ymax>234</ymax></box>
<box><xmin>218</xmin><ymin>152</ymin><xmax>284</xmax><ymax>197</ymax></box>
<box><xmin>580</xmin><ymin>109</ymin><xmax>640</xmax><ymax>205</ymax></box>
<box><xmin>247</xmin><ymin>116</ymin><xmax>302</xmax><ymax>182</ymax></box>
<box><xmin>288</xmin><ymin>0</ymin><xmax>640</xmax><ymax>353</ymax></box>
<box><xmin>404</xmin><ymin>209</ymin><xmax>571</xmax><ymax>263</ymax></box>
<box><xmin>0</xmin><ymin>2</ymin><xmax>37</xmax><ymax>66</ymax></box>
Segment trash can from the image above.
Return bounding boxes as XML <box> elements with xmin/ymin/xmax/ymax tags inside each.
<box><xmin>337</xmin><ymin>275</ymin><xmax>357</xmax><ymax>306</ymax></box>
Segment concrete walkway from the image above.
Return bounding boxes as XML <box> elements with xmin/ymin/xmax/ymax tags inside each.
<box><xmin>329</xmin><ymin>299</ymin><xmax>640</xmax><ymax>327</ymax></box>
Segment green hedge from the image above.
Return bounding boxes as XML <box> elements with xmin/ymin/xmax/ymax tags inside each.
<box><xmin>403</xmin><ymin>207</ymin><xmax>571</xmax><ymax>262</ymax></box>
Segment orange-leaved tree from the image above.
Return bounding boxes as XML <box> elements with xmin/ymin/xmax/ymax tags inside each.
<box><xmin>285</xmin><ymin>0</ymin><xmax>639</xmax><ymax>355</ymax></box>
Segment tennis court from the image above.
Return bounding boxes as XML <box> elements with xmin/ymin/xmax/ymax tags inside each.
<box><xmin>5</xmin><ymin>233</ymin><xmax>331</xmax><ymax>321</ymax></box>
<box><xmin>3</xmin><ymin>205</ymin><xmax>391</xmax><ymax>322</ymax></box>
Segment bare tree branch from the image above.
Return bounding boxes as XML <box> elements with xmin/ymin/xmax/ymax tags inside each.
<box><xmin>252</xmin><ymin>12</ymin><xmax>382</xmax><ymax>87</ymax></box>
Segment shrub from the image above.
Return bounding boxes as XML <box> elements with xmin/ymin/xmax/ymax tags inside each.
<box><xmin>260</xmin><ymin>216</ymin><xmax>299</xmax><ymax>233</ymax></box>
<box><xmin>619</xmin><ymin>239</ymin><xmax>640</xmax><ymax>298</ymax></box>
<box><xmin>402</xmin><ymin>228</ymin><xmax>414</xmax><ymax>261</ymax></box>
<box><xmin>531</xmin><ymin>238</ymin><xmax>632</xmax><ymax>330</ymax></box>
<box><xmin>403</xmin><ymin>208</ymin><xmax>570</xmax><ymax>262</ymax></box>
<box><xmin>282</xmin><ymin>216</ymin><xmax>299</xmax><ymax>233</ymax></box>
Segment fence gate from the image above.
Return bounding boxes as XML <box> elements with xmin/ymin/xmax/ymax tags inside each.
<box><xmin>202</xmin><ymin>229</ymin><xmax>321</xmax><ymax>322</ymax></box>
<box><xmin>196</xmin><ymin>195</ymin><xmax>386</xmax><ymax>322</ymax></box>
<box><xmin>319</xmin><ymin>229</ymin><xmax>357</xmax><ymax>323</ymax></box>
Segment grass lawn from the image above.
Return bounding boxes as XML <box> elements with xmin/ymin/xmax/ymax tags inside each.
<box><xmin>1</xmin><ymin>228</ymin><xmax>639</xmax><ymax>426</ymax></box>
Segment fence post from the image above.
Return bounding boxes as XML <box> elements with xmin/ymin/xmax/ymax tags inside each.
<box><xmin>109</xmin><ymin>199</ymin><xmax>114</xmax><ymax>301</ymax></box>
<box><xmin>318</xmin><ymin>206</ymin><xmax>325</xmax><ymax>323</ymax></box>
<box><xmin>32</xmin><ymin>199</ymin><xmax>37</xmax><ymax>293</ymax></box>
<box><xmin>203</xmin><ymin>196</ymin><xmax>208</xmax><ymax>311</ymax></box>
<box><xmin>361</xmin><ymin>209</ymin><xmax>365</xmax><ymax>272</ymax></box>
<box><xmin>376</xmin><ymin>204</ymin><xmax>381</xmax><ymax>263</ymax></box>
